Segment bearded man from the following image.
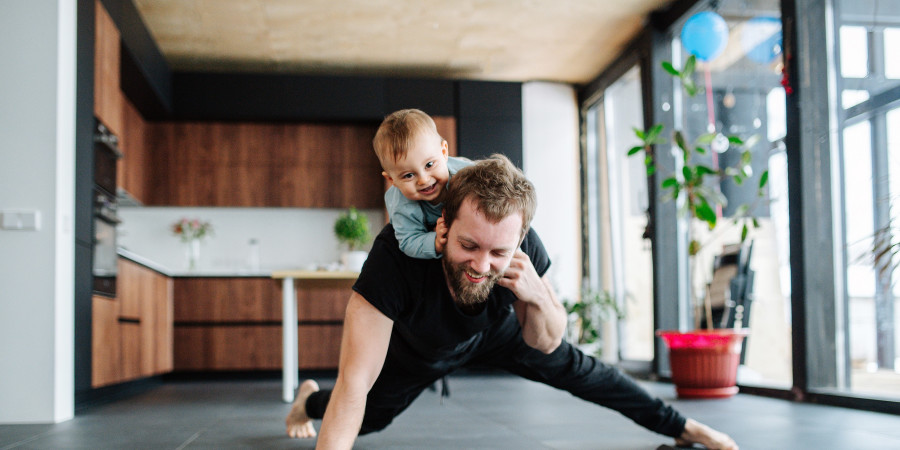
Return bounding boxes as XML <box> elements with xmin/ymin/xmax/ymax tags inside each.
<box><xmin>286</xmin><ymin>155</ymin><xmax>738</xmax><ymax>450</ymax></box>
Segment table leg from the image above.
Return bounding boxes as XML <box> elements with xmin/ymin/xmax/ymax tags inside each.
<box><xmin>282</xmin><ymin>277</ymin><xmax>297</xmax><ymax>403</ymax></box>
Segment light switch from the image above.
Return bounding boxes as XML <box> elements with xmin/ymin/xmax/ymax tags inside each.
<box><xmin>1</xmin><ymin>210</ymin><xmax>41</xmax><ymax>231</ymax></box>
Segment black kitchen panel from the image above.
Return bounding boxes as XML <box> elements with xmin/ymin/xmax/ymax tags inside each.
<box><xmin>456</xmin><ymin>117</ymin><xmax>523</xmax><ymax>169</ymax></box>
<box><xmin>457</xmin><ymin>81</ymin><xmax>523</xmax><ymax>120</ymax></box>
<box><xmin>172</xmin><ymin>73</ymin><xmax>386</xmax><ymax>122</ymax></box>
<box><xmin>384</xmin><ymin>78</ymin><xmax>455</xmax><ymax>116</ymax></box>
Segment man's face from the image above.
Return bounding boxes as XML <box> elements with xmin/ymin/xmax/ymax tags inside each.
<box><xmin>442</xmin><ymin>198</ymin><xmax>522</xmax><ymax>306</ymax></box>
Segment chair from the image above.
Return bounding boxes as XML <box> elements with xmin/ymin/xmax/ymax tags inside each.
<box><xmin>701</xmin><ymin>240</ymin><xmax>755</xmax><ymax>363</ymax></box>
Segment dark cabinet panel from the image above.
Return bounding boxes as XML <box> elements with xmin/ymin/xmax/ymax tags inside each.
<box><xmin>173</xmin><ymin>277</ymin><xmax>353</xmax><ymax>371</ymax></box>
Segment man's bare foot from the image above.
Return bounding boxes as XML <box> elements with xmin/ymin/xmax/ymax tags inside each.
<box><xmin>675</xmin><ymin>418</ymin><xmax>738</xmax><ymax>450</ymax></box>
<box><xmin>286</xmin><ymin>379</ymin><xmax>319</xmax><ymax>439</ymax></box>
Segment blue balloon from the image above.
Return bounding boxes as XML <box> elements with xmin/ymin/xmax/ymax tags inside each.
<box><xmin>681</xmin><ymin>11</ymin><xmax>729</xmax><ymax>62</ymax></box>
<box><xmin>741</xmin><ymin>16</ymin><xmax>782</xmax><ymax>64</ymax></box>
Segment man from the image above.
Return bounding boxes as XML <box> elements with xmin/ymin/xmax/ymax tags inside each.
<box><xmin>286</xmin><ymin>155</ymin><xmax>738</xmax><ymax>450</ymax></box>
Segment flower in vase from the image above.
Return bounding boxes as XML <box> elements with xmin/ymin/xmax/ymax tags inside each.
<box><xmin>171</xmin><ymin>217</ymin><xmax>213</xmax><ymax>243</ymax></box>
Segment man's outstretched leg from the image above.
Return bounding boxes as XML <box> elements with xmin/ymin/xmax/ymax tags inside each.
<box><xmin>285</xmin><ymin>379</ymin><xmax>320</xmax><ymax>439</ymax></box>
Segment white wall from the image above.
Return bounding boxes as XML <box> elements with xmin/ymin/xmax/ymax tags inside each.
<box><xmin>0</xmin><ymin>0</ymin><xmax>76</xmax><ymax>423</ymax></box>
<box><xmin>118</xmin><ymin>207</ymin><xmax>383</xmax><ymax>274</ymax></box>
<box><xmin>522</xmin><ymin>82</ymin><xmax>582</xmax><ymax>303</ymax></box>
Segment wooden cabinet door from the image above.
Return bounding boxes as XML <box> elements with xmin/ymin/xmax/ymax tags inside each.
<box><xmin>119</xmin><ymin>99</ymin><xmax>149</xmax><ymax>204</ymax></box>
<box><xmin>91</xmin><ymin>295</ymin><xmax>121</xmax><ymax>388</ymax></box>
<box><xmin>93</xmin><ymin>0</ymin><xmax>123</xmax><ymax>136</ymax></box>
<box><xmin>118</xmin><ymin>258</ymin><xmax>143</xmax><ymax>320</ymax></box>
<box><xmin>144</xmin><ymin>122</ymin><xmax>383</xmax><ymax>208</ymax></box>
<box><xmin>153</xmin><ymin>273</ymin><xmax>174</xmax><ymax>374</ymax></box>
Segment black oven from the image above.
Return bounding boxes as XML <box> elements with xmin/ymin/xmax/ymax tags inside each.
<box><xmin>92</xmin><ymin>121</ymin><xmax>122</xmax><ymax>297</ymax></box>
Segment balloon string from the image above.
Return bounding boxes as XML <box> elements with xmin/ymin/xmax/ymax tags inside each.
<box><xmin>704</xmin><ymin>66</ymin><xmax>723</xmax><ymax>219</ymax></box>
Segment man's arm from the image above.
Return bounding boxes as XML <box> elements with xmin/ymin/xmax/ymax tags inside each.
<box><xmin>498</xmin><ymin>250</ymin><xmax>567</xmax><ymax>354</ymax></box>
<box><xmin>316</xmin><ymin>292</ymin><xmax>393</xmax><ymax>449</ymax></box>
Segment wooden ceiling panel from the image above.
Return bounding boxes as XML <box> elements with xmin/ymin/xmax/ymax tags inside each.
<box><xmin>133</xmin><ymin>0</ymin><xmax>673</xmax><ymax>83</ymax></box>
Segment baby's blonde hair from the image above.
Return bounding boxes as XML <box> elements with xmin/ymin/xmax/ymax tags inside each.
<box><xmin>373</xmin><ymin>109</ymin><xmax>443</xmax><ymax>165</ymax></box>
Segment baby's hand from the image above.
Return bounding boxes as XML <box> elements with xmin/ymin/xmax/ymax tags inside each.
<box><xmin>434</xmin><ymin>216</ymin><xmax>448</xmax><ymax>254</ymax></box>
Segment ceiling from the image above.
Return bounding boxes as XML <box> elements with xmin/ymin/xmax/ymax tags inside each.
<box><xmin>132</xmin><ymin>0</ymin><xmax>675</xmax><ymax>85</ymax></box>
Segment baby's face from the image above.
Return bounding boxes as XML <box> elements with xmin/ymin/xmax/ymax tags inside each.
<box><xmin>382</xmin><ymin>132</ymin><xmax>450</xmax><ymax>204</ymax></box>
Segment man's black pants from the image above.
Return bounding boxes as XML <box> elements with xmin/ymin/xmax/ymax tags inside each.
<box><xmin>304</xmin><ymin>313</ymin><xmax>685</xmax><ymax>437</ymax></box>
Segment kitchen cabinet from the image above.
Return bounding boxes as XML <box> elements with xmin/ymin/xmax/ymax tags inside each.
<box><xmin>119</xmin><ymin>98</ymin><xmax>151</xmax><ymax>204</ymax></box>
<box><xmin>172</xmin><ymin>277</ymin><xmax>351</xmax><ymax>371</ymax></box>
<box><xmin>93</xmin><ymin>0</ymin><xmax>123</xmax><ymax>137</ymax></box>
<box><xmin>143</xmin><ymin>121</ymin><xmax>385</xmax><ymax>208</ymax></box>
<box><xmin>91</xmin><ymin>295</ymin><xmax>122</xmax><ymax>387</ymax></box>
<box><xmin>91</xmin><ymin>258</ymin><xmax>173</xmax><ymax>388</ymax></box>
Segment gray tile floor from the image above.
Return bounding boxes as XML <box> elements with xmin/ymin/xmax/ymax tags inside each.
<box><xmin>4</xmin><ymin>374</ymin><xmax>900</xmax><ymax>449</ymax></box>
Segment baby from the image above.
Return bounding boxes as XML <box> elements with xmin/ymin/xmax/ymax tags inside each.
<box><xmin>373</xmin><ymin>109</ymin><xmax>472</xmax><ymax>259</ymax></box>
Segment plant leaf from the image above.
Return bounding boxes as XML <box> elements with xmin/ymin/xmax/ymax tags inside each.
<box><xmin>682</xmin><ymin>166</ymin><xmax>693</xmax><ymax>182</ymax></box>
<box><xmin>759</xmin><ymin>170</ymin><xmax>769</xmax><ymax>188</ymax></box>
<box><xmin>628</xmin><ymin>145</ymin><xmax>644</xmax><ymax>156</ymax></box>
<box><xmin>647</xmin><ymin>124</ymin><xmax>664</xmax><ymax>142</ymax></box>
<box><xmin>633</xmin><ymin>127</ymin><xmax>646</xmax><ymax>140</ymax></box>
<box><xmin>728</xmin><ymin>135</ymin><xmax>744</xmax><ymax>145</ymax></box>
<box><xmin>684</xmin><ymin>79</ymin><xmax>698</xmax><ymax>97</ymax></box>
<box><xmin>695</xmin><ymin>199</ymin><xmax>717</xmax><ymax>228</ymax></box>
<box><xmin>741</xmin><ymin>223</ymin><xmax>749</xmax><ymax>241</ymax></box>
<box><xmin>744</xmin><ymin>134</ymin><xmax>761</xmax><ymax>149</ymax></box>
<box><xmin>696</xmin><ymin>133</ymin><xmax>717</xmax><ymax>145</ymax></box>
<box><xmin>662</xmin><ymin>177</ymin><xmax>678</xmax><ymax>189</ymax></box>
<box><xmin>674</xmin><ymin>131</ymin><xmax>688</xmax><ymax>152</ymax></box>
<box><xmin>741</xmin><ymin>150</ymin><xmax>752</xmax><ymax>165</ymax></box>
<box><xmin>683</xmin><ymin>55</ymin><xmax>696</xmax><ymax>78</ymax></box>
<box><xmin>695</xmin><ymin>146</ymin><xmax>707</xmax><ymax>155</ymax></box>
<box><xmin>742</xmin><ymin>164</ymin><xmax>754</xmax><ymax>178</ymax></box>
<box><xmin>662</xmin><ymin>61</ymin><xmax>680</xmax><ymax>76</ymax></box>
<box><xmin>695</xmin><ymin>165</ymin><xmax>716</xmax><ymax>176</ymax></box>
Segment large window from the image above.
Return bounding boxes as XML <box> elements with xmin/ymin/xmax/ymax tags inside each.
<box><xmin>584</xmin><ymin>66</ymin><xmax>655</xmax><ymax>363</ymax></box>
<box><xmin>663</xmin><ymin>0</ymin><xmax>792</xmax><ymax>387</ymax></box>
<box><xmin>836</xmin><ymin>0</ymin><xmax>900</xmax><ymax>398</ymax></box>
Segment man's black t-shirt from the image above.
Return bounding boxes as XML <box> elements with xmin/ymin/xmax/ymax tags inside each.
<box><xmin>352</xmin><ymin>224</ymin><xmax>550</xmax><ymax>362</ymax></box>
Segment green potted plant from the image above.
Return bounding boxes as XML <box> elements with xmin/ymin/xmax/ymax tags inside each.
<box><xmin>629</xmin><ymin>55</ymin><xmax>769</xmax><ymax>398</ymax></box>
<box><xmin>565</xmin><ymin>288</ymin><xmax>624</xmax><ymax>359</ymax></box>
<box><xmin>334</xmin><ymin>207</ymin><xmax>372</xmax><ymax>272</ymax></box>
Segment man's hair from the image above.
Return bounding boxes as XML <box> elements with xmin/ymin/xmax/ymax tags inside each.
<box><xmin>443</xmin><ymin>154</ymin><xmax>536</xmax><ymax>240</ymax></box>
<box><xmin>372</xmin><ymin>109</ymin><xmax>443</xmax><ymax>165</ymax></box>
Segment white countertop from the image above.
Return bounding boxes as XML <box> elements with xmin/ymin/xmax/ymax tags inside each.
<box><xmin>118</xmin><ymin>247</ymin><xmax>275</xmax><ymax>278</ymax></box>
<box><xmin>117</xmin><ymin>247</ymin><xmax>356</xmax><ymax>279</ymax></box>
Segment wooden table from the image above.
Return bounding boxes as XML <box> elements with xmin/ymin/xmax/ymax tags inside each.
<box><xmin>271</xmin><ymin>270</ymin><xmax>359</xmax><ymax>402</ymax></box>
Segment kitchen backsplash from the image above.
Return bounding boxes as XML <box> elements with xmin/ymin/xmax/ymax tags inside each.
<box><xmin>117</xmin><ymin>206</ymin><xmax>384</xmax><ymax>274</ymax></box>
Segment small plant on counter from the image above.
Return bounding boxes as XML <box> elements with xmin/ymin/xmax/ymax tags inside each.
<box><xmin>334</xmin><ymin>207</ymin><xmax>372</xmax><ymax>251</ymax></box>
<box><xmin>171</xmin><ymin>217</ymin><xmax>213</xmax><ymax>242</ymax></box>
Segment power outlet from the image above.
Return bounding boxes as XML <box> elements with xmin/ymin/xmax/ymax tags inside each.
<box><xmin>1</xmin><ymin>210</ymin><xmax>42</xmax><ymax>231</ymax></box>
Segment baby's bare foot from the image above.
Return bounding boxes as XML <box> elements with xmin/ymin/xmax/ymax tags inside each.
<box><xmin>285</xmin><ymin>379</ymin><xmax>319</xmax><ymax>439</ymax></box>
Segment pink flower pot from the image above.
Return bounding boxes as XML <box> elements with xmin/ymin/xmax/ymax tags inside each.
<box><xmin>656</xmin><ymin>329</ymin><xmax>749</xmax><ymax>399</ymax></box>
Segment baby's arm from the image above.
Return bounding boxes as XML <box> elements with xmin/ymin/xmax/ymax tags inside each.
<box><xmin>394</xmin><ymin>216</ymin><xmax>440</xmax><ymax>259</ymax></box>
<box><xmin>386</xmin><ymin>190</ymin><xmax>441</xmax><ymax>259</ymax></box>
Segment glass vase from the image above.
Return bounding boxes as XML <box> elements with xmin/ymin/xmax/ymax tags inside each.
<box><xmin>184</xmin><ymin>239</ymin><xmax>201</xmax><ymax>270</ymax></box>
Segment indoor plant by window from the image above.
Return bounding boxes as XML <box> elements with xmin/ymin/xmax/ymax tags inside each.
<box><xmin>629</xmin><ymin>27</ymin><xmax>771</xmax><ymax>397</ymax></box>
<box><xmin>334</xmin><ymin>207</ymin><xmax>372</xmax><ymax>272</ymax></box>
<box><xmin>565</xmin><ymin>288</ymin><xmax>625</xmax><ymax>359</ymax></box>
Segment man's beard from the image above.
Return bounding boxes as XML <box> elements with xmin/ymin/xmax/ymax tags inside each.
<box><xmin>442</xmin><ymin>257</ymin><xmax>502</xmax><ymax>307</ymax></box>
